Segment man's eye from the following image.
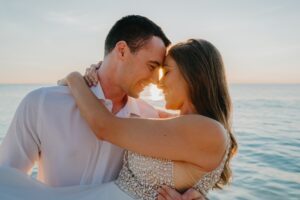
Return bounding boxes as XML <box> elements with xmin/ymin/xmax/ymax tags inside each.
<box><xmin>148</xmin><ymin>65</ymin><xmax>156</xmax><ymax>71</ymax></box>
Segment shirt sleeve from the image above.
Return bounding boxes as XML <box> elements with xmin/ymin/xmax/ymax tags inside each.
<box><xmin>0</xmin><ymin>89</ymin><xmax>42</xmax><ymax>174</ymax></box>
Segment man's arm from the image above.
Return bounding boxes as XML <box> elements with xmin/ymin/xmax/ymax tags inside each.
<box><xmin>0</xmin><ymin>90</ymin><xmax>41</xmax><ymax>174</ymax></box>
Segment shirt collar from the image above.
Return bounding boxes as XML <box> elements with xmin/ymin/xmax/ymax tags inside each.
<box><xmin>90</xmin><ymin>83</ymin><xmax>106</xmax><ymax>100</ymax></box>
<box><xmin>91</xmin><ymin>83</ymin><xmax>141</xmax><ymax>117</ymax></box>
<box><xmin>124</xmin><ymin>96</ymin><xmax>141</xmax><ymax>117</ymax></box>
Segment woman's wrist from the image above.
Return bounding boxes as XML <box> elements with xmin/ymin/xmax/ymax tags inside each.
<box><xmin>66</xmin><ymin>72</ymin><xmax>83</xmax><ymax>84</ymax></box>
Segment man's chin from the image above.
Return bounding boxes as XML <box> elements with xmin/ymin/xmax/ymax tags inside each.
<box><xmin>128</xmin><ymin>91</ymin><xmax>140</xmax><ymax>99</ymax></box>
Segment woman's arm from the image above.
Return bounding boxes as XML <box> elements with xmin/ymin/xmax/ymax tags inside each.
<box><xmin>66</xmin><ymin>72</ymin><xmax>226</xmax><ymax>169</ymax></box>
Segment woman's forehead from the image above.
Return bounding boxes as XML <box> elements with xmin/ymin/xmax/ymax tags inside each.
<box><xmin>163</xmin><ymin>55</ymin><xmax>176</xmax><ymax>67</ymax></box>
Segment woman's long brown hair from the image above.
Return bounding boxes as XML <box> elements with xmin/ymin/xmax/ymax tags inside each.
<box><xmin>168</xmin><ymin>39</ymin><xmax>238</xmax><ymax>188</ymax></box>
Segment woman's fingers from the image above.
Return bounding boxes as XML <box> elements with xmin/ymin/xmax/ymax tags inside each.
<box><xmin>83</xmin><ymin>61</ymin><xmax>103</xmax><ymax>87</ymax></box>
<box><xmin>90</xmin><ymin>64</ymin><xmax>98</xmax><ymax>70</ymax></box>
<box><xmin>84</xmin><ymin>64</ymin><xmax>100</xmax><ymax>86</ymax></box>
<box><xmin>83</xmin><ymin>76</ymin><xmax>93</xmax><ymax>87</ymax></box>
<box><xmin>89</xmin><ymin>70</ymin><xmax>98</xmax><ymax>85</ymax></box>
<box><xmin>57</xmin><ymin>78</ymin><xmax>68</xmax><ymax>86</ymax></box>
<box><xmin>84</xmin><ymin>70</ymin><xmax>95</xmax><ymax>86</ymax></box>
<box><xmin>96</xmin><ymin>61</ymin><xmax>103</xmax><ymax>69</ymax></box>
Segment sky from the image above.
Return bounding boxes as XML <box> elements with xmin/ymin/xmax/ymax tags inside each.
<box><xmin>0</xmin><ymin>0</ymin><xmax>299</xmax><ymax>84</ymax></box>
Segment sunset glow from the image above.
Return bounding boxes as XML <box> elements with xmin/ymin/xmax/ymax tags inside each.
<box><xmin>1</xmin><ymin>1</ymin><xmax>299</xmax><ymax>84</ymax></box>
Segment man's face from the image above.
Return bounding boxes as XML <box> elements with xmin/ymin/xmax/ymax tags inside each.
<box><xmin>120</xmin><ymin>36</ymin><xmax>166</xmax><ymax>98</ymax></box>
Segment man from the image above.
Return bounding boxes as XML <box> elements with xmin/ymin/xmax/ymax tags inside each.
<box><xmin>0</xmin><ymin>15</ymin><xmax>203</xmax><ymax>199</ymax></box>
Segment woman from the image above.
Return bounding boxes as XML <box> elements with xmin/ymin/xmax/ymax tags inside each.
<box><xmin>0</xmin><ymin>39</ymin><xmax>237</xmax><ymax>199</ymax></box>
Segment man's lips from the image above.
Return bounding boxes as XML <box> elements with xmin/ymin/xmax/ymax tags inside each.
<box><xmin>137</xmin><ymin>82</ymin><xmax>147</xmax><ymax>91</ymax></box>
<box><xmin>140</xmin><ymin>82</ymin><xmax>146</xmax><ymax>88</ymax></box>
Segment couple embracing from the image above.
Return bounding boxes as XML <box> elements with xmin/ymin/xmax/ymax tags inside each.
<box><xmin>0</xmin><ymin>15</ymin><xmax>237</xmax><ymax>200</ymax></box>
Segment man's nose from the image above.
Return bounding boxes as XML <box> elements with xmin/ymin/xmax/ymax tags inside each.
<box><xmin>150</xmin><ymin>69</ymin><xmax>160</xmax><ymax>85</ymax></box>
<box><xmin>157</xmin><ymin>77</ymin><xmax>164</xmax><ymax>89</ymax></box>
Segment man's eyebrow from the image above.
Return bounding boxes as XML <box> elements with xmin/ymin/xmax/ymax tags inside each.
<box><xmin>148</xmin><ymin>60</ymin><xmax>161</xmax><ymax>66</ymax></box>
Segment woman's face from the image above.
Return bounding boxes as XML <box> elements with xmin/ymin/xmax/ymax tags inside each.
<box><xmin>159</xmin><ymin>55</ymin><xmax>190</xmax><ymax>110</ymax></box>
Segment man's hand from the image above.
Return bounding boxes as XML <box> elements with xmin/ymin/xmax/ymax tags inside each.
<box><xmin>157</xmin><ymin>186</ymin><xmax>207</xmax><ymax>200</ymax></box>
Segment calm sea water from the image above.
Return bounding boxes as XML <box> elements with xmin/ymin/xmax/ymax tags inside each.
<box><xmin>0</xmin><ymin>84</ymin><xmax>299</xmax><ymax>199</ymax></box>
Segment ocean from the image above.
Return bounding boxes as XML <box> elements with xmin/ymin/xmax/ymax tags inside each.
<box><xmin>0</xmin><ymin>84</ymin><xmax>299</xmax><ymax>199</ymax></box>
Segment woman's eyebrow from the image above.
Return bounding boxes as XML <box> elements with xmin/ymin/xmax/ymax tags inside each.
<box><xmin>163</xmin><ymin>63</ymin><xmax>172</xmax><ymax>68</ymax></box>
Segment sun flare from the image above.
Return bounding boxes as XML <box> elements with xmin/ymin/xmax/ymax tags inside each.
<box><xmin>148</xmin><ymin>84</ymin><xmax>163</xmax><ymax>101</ymax></box>
<box><xmin>147</xmin><ymin>68</ymin><xmax>164</xmax><ymax>101</ymax></box>
<box><xmin>159</xmin><ymin>68</ymin><xmax>164</xmax><ymax>80</ymax></box>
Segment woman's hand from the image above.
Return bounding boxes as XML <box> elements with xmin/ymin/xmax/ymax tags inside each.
<box><xmin>83</xmin><ymin>61</ymin><xmax>102</xmax><ymax>87</ymax></box>
<box><xmin>57</xmin><ymin>78</ymin><xmax>68</xmax><ymax>86</ymax></box>
<box><xmin>57</xmin><ymin>61</ymin><xmax>102</xmax><ymax>87</ymax></box>
<box><xmin>58</xmin><ymin>72</ymin><xmax>82</xmax><ymax>86</ymax></box>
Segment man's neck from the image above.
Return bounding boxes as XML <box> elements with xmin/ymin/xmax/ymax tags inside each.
<box><xmin>97</xmin><ymin>59</ymin><xmax>128</xmax><ymax>114</ymax></box>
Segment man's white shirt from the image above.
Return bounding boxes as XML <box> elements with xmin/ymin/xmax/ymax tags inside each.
<box><xmin>0</xmin><ymin>84</ymin><xmax>158</xmax><ymax>186</ymax></box>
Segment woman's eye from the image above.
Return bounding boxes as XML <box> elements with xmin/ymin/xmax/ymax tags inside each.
<box><xmin>162</xmin><ymin>68</ymin><xmax>169</xmax><ymax>76</ymax></box>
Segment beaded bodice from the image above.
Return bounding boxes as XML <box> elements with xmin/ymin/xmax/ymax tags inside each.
<box><xmin>115</xmin><ymin>137</ymin><xmax>230</xmax><ymax>200</ymax></box>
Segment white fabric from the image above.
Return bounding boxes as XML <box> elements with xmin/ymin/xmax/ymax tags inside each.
<box><xmin>0</xmin><ymin>84</ymin><xmax>158</xmax><ymax>187</ymax></box>
<box><xmin>0</xmin><ymin>166</ymin><xmax>135</xmax><ymax>200</ymax></box>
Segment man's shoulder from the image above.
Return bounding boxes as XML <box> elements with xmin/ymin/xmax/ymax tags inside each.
<box><xmin>26</xmin><ymin>86</ymin><xmax>70</xmax><ymax>98</ymax></box>
<box><xmin>35</xmin><ymin>85</ymin><xmax>70</xmax><ymax>94</ymax></box>
<box><xmin>23</xmin><ymin>86</ymin><xmax>72</xmax><ymax>105</ymax></box>
<box><xmin>131</xmin><ymin>98</ymin><xmax>159</xmax><ymax>118</ymax></box>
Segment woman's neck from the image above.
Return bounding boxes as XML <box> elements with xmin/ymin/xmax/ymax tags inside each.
<box><xmin>179</xmin><ymin>101</ymin><xmax>197</xmax><ymax>115</ymax></box>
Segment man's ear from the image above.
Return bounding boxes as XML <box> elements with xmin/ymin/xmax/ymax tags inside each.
<box><xmin>115</xmin><ymin>41</ymin><xmax>128</xmax><ymax>60</ymax></box>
